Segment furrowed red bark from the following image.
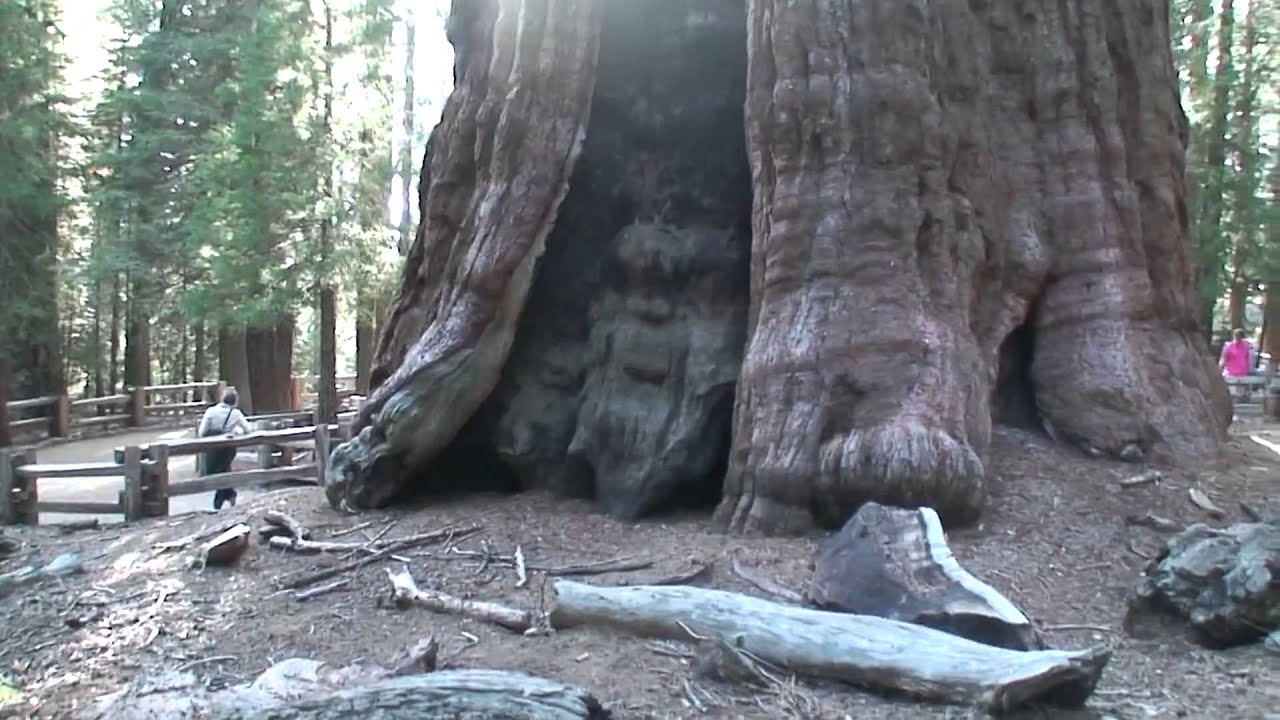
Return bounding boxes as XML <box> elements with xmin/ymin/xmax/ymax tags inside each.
<box><xmin>330</xmin><ymin>0</ymin><xmax>1228</xmax><ymax>534</ymax></box>
<box><xmin>716</xmin><ymin>0</ymin><xmax>1228</xmax><ymax>533</ymax></box>
<box><xmin>325</xmin><ymin>0</ymin><xmax>602</xmax><ymax>510</ymax></box>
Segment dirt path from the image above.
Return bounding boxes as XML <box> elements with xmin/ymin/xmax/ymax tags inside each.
<box><xmin>27</xmin><ymin>428</ymin><xmax>263</xmax><ymax>524</ymax></box>
<box><xmin>1</xmin><ymin>422</ymin><xmax>1277</xmax><ymax>718</ymax></box>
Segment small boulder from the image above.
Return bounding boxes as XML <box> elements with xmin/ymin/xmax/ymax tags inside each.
<box><xmin>1132</xmin><ymin>521</ymin><xmax>1280</xmax><ymax>647</ymax></box>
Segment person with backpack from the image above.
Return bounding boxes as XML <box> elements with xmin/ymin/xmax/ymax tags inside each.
<box><xmin>197</xmin><ymin>388</ymin><xmax>252</xmax><ymax>510</ymax></box>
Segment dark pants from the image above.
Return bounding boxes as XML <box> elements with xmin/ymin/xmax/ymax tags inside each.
<box><xmin>202</xmin><ymin>447</ymin><xmax>237</xmax><ymax>510</ymax></box>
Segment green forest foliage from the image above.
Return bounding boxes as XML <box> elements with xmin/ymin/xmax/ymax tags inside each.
<box><xmin>1172</xmin><ymin>0</ymin><xmax>1279</xmax><ymax>336</ymax></box>
<box><xmin>4</xmin><ymin>0</ymin><xmax>414</xmax><ymax>402</ymax></box>
<box><xmin>1</xmin><ymin>0</ymin><xmax>69</xmax><ymax>396</ymax></box>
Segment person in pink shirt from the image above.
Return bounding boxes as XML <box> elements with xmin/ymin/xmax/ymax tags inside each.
<box><xmin>1219</xmin><ymin>328</ymin><xmax>1254</xmax><ymax>378</ymax></box>
<box><xmin>1219</xmin><ymin>328</ymin><xmax>1257</xmax><ymax>407</ymax></box>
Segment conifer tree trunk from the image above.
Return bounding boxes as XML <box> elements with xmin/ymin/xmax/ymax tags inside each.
<box><xmin>1225</xmin><ymin>0</ymin><xmax>1258</xmax><ymax>335</ymax></box>
<box><xmin>0</xmin><ymin>359</ymin><xmax>11</xmax><ymax>449</ymax></box>
<box><xmin>124</xmin><ymin>275</ymin><xmax>152</xmax><ymax>389</ymax></box>
<box><xmin>1197</xmin><ymin>0</ymin><xmax>1235</xmax><ymax>332</ymax></box>
<box><xmin>193</xmin><ymin>320</ymin><xmax>207</xmax><ymax>389</ymax></box>
<box><xmin>218</xmin><ymin>325</ymin><xmax>254</xmax><ymax>414</ymax></box>
<box><xmin>327</xmin><ymin>0</ymin><xmax>1230</xmax><ymax>533</ymax></box>
<box><xmin>316</xmin><ymin>0</ymin><xmax>339</xmax><ymax>424</ymax></box>
<box><xmin>355</xmin><ymin>292</ymin><xmax>374</xmax><ymax>395</ymax></box>
<box><xmin>109</xmin><ymin>272</ymin><xmax>122</xmax><ymax>393</ymax></box>
<box><xmin>397</xmin><ymin>9</ymin><xmax>417</xmax><ymax>256</ymax></box>
<box><xmin>246</xmin><ymin>318</ymin><xmax>295</xmax><ymax>413</ymax></box>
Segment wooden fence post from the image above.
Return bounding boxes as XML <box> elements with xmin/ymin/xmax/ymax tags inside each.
<box><xmin>3</xmin><ymin>450</ymin><xmax>38</xmax><ymax>526</ymax></box>
<box><xmin>212</xmin><ymin>381</ymin><xmax>226</xmax><ymax>405</ymax></box>
<box><xmin>17</xmin><ymin>450</ymin><xmax>36</xmax><ymax>525</ymax></box>
<box><xmin>123</xmin><ymin>445</ymin><xmax>143</xmax><ymax>521</ymax></box>
<box><xmin>258</xmin><ymin>442</ymin><xmax>277</xmax><ymax>470</ymax></box>
<box><xmin>50</xmin><ymin>394</ymin><xmax>71</xmax><ymax>438</ymax></box>
<box><xmin>314</xmin><ymin>423</ymin><xmax>330</xmax><ymax>487</ymax></box>
<box><xmin>146</xmin><ymin>444</ymin><xmax>170</xmax><ymax>518</ymax></box>
<box><xmin>128</xmin><ymin>387</ymin><xmax>147</xmax><ymax>427</ymax></box>
<box><xmin>0</xmin><ymin>449</ymin><xmax>14</xmax><ymax>525</ymax></box>
<box><xmin>0</xmin><ymin>450</ymin><xmax>38</xmax><ymax>525</ymax></box>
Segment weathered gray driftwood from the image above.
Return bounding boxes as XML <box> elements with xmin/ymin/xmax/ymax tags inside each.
<box><xmin>810</xmin><ymin>503</ymin><xmax>1042</xmax><ymax>650</ymax></box>
<box><xmin>551</xmin><ymin>580</ymin><xmax>1109</xmax><ymax>713</ymax></box>
<box><xmin>208</xmin><ymin>671</ymin><xmax>608</xmax><ymax>720</ymax></box>
<box><xmin>95</xmin><ymin>662</ymin><xmax>608</xmax><ymax>720</ymax></box>
<box><xmin>386</xmin><ymin>566</ymin><xmax>534</xmax><ymax>632</ymax></box>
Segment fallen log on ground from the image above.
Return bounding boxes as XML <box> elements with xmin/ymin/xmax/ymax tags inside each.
<box><xmin>809</xmin><ymin>502</ymin><xmax>1042</xmax><ymax>650</ymax></box>
<box><xmin>551</xmin><ymin>580</ymin><xmax>1110</xmax><ymax>713</ymax></box>
<box><xmin>386</xmin><ymin>566</ymin><xmax>534</xmax><ymax>633</ymax></box>
<box><xmin>94</xmin><ymin>660</ymin><xmax>608</xmax><ymax>720</ymax></box>
<box><xmin>217</xmin><ymin>671</ymin><xmax>610</xmax><ymax>720</ymax></box>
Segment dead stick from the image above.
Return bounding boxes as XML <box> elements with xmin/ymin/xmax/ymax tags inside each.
<box><xmin>175</xmin><ymin>655</ymin><xmax>237</xmax><ymax>672</ymax></box>
<box><xmin>386</xmin><ymin>566</ymin><xmax>532</xmax><ymax>632</ymax></box>
<box><xmin>535</xmin><ymin>556</ymin><xmax>654</xmax><ymax>576</ymax></box>
<box><xmin>294</xmin><ymin>578</ymin><xmax>352</xmax><ymax>601</ymax></box>
<box><xmin>650</xmin><ymin>561</ymin><xmax>712</xmax><ymax>586</ymax></box>
<box><xmin>514</xmin><ymin>545</ymin><xmax>528</xmax><ymax>588</ymax></box>
<box><xmin>268</xmin><ymin>536</ymin><xmax>381</xmax><ymax>554</ymax></box>
<box><xmin>280</xmin><ymin>525</ymin><xmax>479</xmax><ymax>590</ymax></box>
<box><xmin>445</xmin><ymin>547</ymin><xmax>653</xmax><ymax>576</ymax></box>
<box><xmin>1042</xmin><ymin>623</ymin><xmax>1114</xmax><ymax>633</ymax></box>
<box><xmin>365</xmin><ymin>520</ymin><xmax>398</xmax><ymax>547</ymax></box>
<box><xmin>731</xmin><ymin>555</ymin><xmax>804</xmax><ymax>603</ymax></box>
<box><xmin>327</xmin><ymin>521</ymin><xmax>373</xmax><ymax>538</ymax></box>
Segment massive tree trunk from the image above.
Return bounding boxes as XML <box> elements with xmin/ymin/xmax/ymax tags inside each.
<box><xmin>327</xmin><ymin>0</ymin><xmax>1230</xmax><ymax>533</ymax></box>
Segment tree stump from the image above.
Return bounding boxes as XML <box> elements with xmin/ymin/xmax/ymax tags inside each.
<box><xmin>809</xmin><ymin>502</ymin><xmax>1042</xmax><ymax>650</ymax></box>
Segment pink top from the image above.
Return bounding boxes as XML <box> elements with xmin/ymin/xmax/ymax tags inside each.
<box><xmin>1220</xmin><ymin>339</ymin><xmax>1252</xmax><ymax>377</ymax></box>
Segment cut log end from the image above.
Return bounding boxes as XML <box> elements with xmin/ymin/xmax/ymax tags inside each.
<box><xmin>809</xmin><ymin>503</ymin><xmax>1043</xmax><ymax>651</ymax></box>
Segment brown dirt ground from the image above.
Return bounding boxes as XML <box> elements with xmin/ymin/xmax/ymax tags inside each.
<box><xmin>1</xmin><ymin>422</ymin><xmax>1277</xmax><ymax>719</ymax></box>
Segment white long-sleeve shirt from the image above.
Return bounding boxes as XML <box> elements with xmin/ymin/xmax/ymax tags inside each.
<box><xmin>197</xmin><ymin>403</ymin><xmax>251</xmax><ymax>437</ymax></box>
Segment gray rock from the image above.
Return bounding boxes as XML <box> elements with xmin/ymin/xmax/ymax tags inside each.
<box><xmin>1118</xmin><ymin>444</ymin><xmax>1144</xmax><ymax>462</ymax></box>
<box><xmin>1265</xmin><ymin>630</ymin><xmax>1280</xmax><ymax>656</ymax></box>
<box><xmin>1132</xmin><ymin>521</ymin><xmax>1280</xmax><ymax>647</ymax></box>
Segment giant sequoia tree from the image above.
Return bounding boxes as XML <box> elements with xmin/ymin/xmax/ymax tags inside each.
<box><xmin>326</xmin><ymin>0</ymin><xmax>1232</xmax><ymax>534</ymax></box>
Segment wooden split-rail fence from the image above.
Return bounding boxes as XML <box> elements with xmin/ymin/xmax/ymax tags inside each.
<box><xmin>0</xmin><ymin>411</ymin><xmax>358</xmax><ymax>525</ymax></box>
<box><xmin>3</xmin><ymin>375</ymin><xmax>361</xmax><ymax>444</ymax></box>
<box><xmin>5</xmin><ymin>381</ymin><xmax>227</xmax><ymax>442</ymax></box>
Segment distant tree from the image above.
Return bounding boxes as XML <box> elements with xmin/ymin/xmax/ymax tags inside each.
<box><xmin>0</xmin><ymin>0</ymin><xmax>68</xmax><ymax>399</ymax></box>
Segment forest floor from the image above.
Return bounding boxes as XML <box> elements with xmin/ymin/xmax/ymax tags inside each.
<box><xmin>1</xmin><ymin>421</ymin><xmax>1277</xmax><ymax>719</ymax></box>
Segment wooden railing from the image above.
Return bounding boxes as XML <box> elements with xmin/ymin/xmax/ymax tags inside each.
<box><xmin>0</xmin><ymin>420</ymin><xmax>355</xmax><ymax>525</ymax></box>
<box><xmin>3</xmin><ymin>374</ymin><xmax>368</xmax><ymax>445</ymax></box>
<box><xmin>3</xmin><ymin>381</ymin><xmax>225</xmax><ymax>443</ymax></box>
